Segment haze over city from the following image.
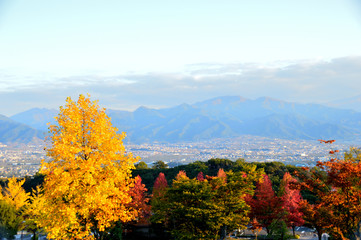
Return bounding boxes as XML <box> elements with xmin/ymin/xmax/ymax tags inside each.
<box><xmin>1</xmin><ymin>0</ymin><xmax>361</xmax><ymax>115</ymax></box>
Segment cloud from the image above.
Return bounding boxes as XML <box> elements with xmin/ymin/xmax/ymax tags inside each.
<box><xmin>0</xmin><ymin>56</ymin><xmax>361</xmax><ymax>116</ymax></box>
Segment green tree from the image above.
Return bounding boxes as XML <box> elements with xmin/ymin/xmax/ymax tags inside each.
<box><xmin>135</xmin><ymin>161</ymin><xmax>148</xmax><ymax>170</ymax></box>
<box><xmin>152</xmin><ymin>160</ymin><xmax>169</xmax><ymax>169</ymax></box>
<box><xmin>151</xmin><ymin>165</ymin><xmax>263</xmax><ymax>240</ymax></box>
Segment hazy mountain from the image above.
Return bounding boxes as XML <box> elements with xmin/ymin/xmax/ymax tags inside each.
<box><xmin>0</xmin><ymin>114</ymin><xmax>44</xmax><ymax>144</ymax></box>
<box><xmin>10</xmin><ymin>108</ymin><xmax>58</xmax><ymax>131</ymax></box>
<box><xmin>327</xmin><ymin>94</ymin><xmax>361</xmax><ymax>112</ymax></box>
<box><xmin>6</xmin><ymin>96</ymin><xmax>361</xmax><ymax>143</ymax></box>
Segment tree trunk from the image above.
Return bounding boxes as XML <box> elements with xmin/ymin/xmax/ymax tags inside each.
<box><xmin>220</xmin><ymin>225</ymin><xmax>227</xmax><ymax>240</ymax></box>
<box><xmin>316</xmin><ymin>228</ymin><xmax>322</xmax><ymax>240</ymax></box>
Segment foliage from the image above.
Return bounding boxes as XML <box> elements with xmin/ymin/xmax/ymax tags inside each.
<box><xmin>295</xmin><ymin>141</ymin><xmax>361</xmax><ymax>240</ymax></box>
<box><xmin>267</xmin><ymin>219</ymin><xmax>292</xmax><ymax>240</ymax></box>
<box><xmin>248</xmin><ymin>175</ymin><xmax>284</xmax><ymax>234</ymax></box>
<box><xmin>127</xmin><ymin>175</ymin><xmax>150</xmax><ymax>223</ymax></box>
<box><xmin>23</xmin><ymin>186</ymin><xmax>46</xmax><ymax>240</ymax></box>
<box><xmin>316</xmin><ymin>152</ymin><xmax>361</xmax><ymax>240</ymax></box>
<box><xmin>0</xmin><ymin>199</ymin><xmax>22</xmax><ymax>240</ymax></box>
<box><xmin>135</xmin><ymin>161</ymin><xmax>149</xmax><ymax>170</ymax></box>
<box><xmin>151</xmin><ymin>165</ymin><xmax>263</xmax><ymax>240</ymax></box>
<box><xmin>38</xmin><ymin>94</ymin><xmax>139</xmax><ymax>239</ymax></box>
<box><xmin>152</xmin><ymin>160</ymin><xmax>169</xmax><ymax>169</ymax></box>
<box><xmin>1</xmin><ymin>177</ymin><xmax>29</xmax><ymax>211</ymax></box>
<box><xmin>281</xmin><ymin>172</ymin><xmax>304</xmax><ymax>236</ymax></box>
<box><xmin>0</xmin><ymin>177</ymin><xmax>29</xmax><ymax>236</ymax></box>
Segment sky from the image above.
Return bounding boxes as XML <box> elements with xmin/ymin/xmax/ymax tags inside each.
<box><xmin>1</xmin><ymin>0</ymin><xmax>361</xmax><ymax>116</ymax></box>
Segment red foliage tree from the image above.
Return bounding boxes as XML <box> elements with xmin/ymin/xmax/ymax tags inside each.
<box><xmin>152</xmin><ymin>172</ymin><xmax>168</xmax><ymax>199</ymax></box>
<box><xmin>128</xmin><ymin>175</ymin><xmax>151</xmax><ymax>223</ymax></box>
<box><xmin>281</xmin><ymin>172</ymin><xmax>304</xmax><ymax>236</ymax></box>
<box><xmin>197</xmin><ymin>172</ymin><xmax>205</xmax><ymax>181</ymax></box>
<box><xmin>249</xmin><ymin>175</ymin><xmax>284</xmax><ymax>234</ymax></box>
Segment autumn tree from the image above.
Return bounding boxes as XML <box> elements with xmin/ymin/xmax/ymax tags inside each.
<box><xmin>295</xmin><ymin>141</ymin><xmax>361</xmax><ymax>240</ymax></box>
<box><xmin>38</xmin><ymin>94</ymin><xmax>139</xmax><ymax>240</ymax></box>
<box><xmin>248</xmin><ymin>174</ymin><xmax>284</xmax><ymax>234</ymax></box>
<box><xmin>0</xmin><ymin>177</ymin><xmax>30</xmax><ymax>237</ymax></box>
<box><xmin>0</xmin><ymin>200</ymin><xmax>21</xmax><ymax>240</ymax></box>
<box><xmin>317</xmin><ymin>152</ymin><xmax>361</xmax><ymax>239</ymax></box>
<box><xmin>152</xmin><ymin>172</ymin><xmax>168</xmax><ymax>199</ymax></box>
<box><xmin>127</xmin><ymin>175</ymin><xmax>150</xmax><ymax>223</ymax></box>
<box><xmin>299</xmin><ymin>200</ymin><xmax>331</xmax><ymax>240</ymax></box>
<box><xmin>281</xmin><ymin>172</ymin><xmax>304</xmax><ymax>237</ymax></box>
<box><xmin>1</xmin><ymin>177</ymin><xmax>29</xmax><ymax>212</ymax></box>
<box><xmin>197</xmin><ymin>171</ymin><xmax>205</xmax><ymax>181</ymax></box>
<box><xmin>151</xmin><ymin>166</ymin><xmax>262</xmax><ymax>239</ymax></box>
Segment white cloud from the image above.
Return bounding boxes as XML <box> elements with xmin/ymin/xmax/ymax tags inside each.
<box><xmin>0</xmin><ymin>56</ymin><xmax>360</xmax><ymax>116</ymax></box>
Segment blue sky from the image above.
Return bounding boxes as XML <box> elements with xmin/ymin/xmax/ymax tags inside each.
<box><xmin>1</xmin><ymin>0</ymin><xmax>361</xmax><ymax>115</ymax></box>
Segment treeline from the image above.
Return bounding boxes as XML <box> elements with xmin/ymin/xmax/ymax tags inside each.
<box><xmin>133</xmin><ymin>158</ymin><xmax>301</xmax><ymax>194</ymax></box>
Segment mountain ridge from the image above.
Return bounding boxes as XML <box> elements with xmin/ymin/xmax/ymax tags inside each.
<box><xmin>4</xmin><ymin>96</ymin><xmax>361</xmax><ymax>144</ymax></box>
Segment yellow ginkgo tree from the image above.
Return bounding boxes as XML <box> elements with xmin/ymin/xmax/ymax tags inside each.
<box><xmin>38</xmin><ymin>94</ymin><xmax>139</xmax><ymax>239</ymax></box>
<box><xmin>1</xmin><ymin>177</ymin><xmax>29</xmax><ymax>211</ymax></box>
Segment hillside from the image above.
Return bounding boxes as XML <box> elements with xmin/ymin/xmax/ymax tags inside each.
<box><xmin>0</xmin><ymin>114</ymin><xmax>44</xmax><ymax>144</ymax></box>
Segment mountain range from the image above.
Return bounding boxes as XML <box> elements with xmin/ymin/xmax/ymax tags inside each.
<box><xmin>3</xmin><ymin>96</ymin><xmax>361</xmax><ymax>144</ymax></box>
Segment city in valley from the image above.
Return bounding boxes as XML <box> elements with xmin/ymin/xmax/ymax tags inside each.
<box><xmin>0</xmin><ymin>136</ymin><xmax>356</xmax><ymax>178</ymax></box>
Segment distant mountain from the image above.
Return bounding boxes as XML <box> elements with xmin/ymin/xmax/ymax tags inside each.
<box><xmin>10</xmin><ymin>108</ymin><xmax>57</xmax><ymax>131</ymax></box>
<box><xmin>7</xmin><ymin>96</ymin><xmax>361</xmax><ymax>143</ymax></box>
<box><xmin>0</xmin><ymin>114</ymin><xmax>44</xmax><ymax>144</ymax></box>
<box><xmin>327</xmin><ymin>95</ymin><xmax>361</xmax><ymax>112</ymax></box>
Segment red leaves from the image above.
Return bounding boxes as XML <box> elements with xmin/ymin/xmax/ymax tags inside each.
<box><xmin>128</xmin><ymin>175</ymin><xmax>150</xmax><ymax>220</ymax></box>
<box><xmin>196</xmin><ymin>172</ymin><xmax>205</xmax><ymax>181</ymax></box>
<box><xmin>318</xmin><ymin>139</ymin><xmax>336</xmax><ymax>144</ymax></box>
<box><xmin>282</xmin><ymin>173</ymin><xmax>304</xmax><ymax>227</ymax></box>
<box><xmin>248</xmin><ymin>175</ymin><xmax>283</xmax><ymax>230</ymax></box>
<box><xmin>153</xmin><ymin>172</ymin><xmax>168</xmax><ymax>199</ymax></box>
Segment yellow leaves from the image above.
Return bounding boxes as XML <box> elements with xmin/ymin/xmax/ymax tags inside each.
<box><xmin>1</xmin><ymin>177</ymin><xmax>29</xmax><ymax>211</ymax></box>
<box><xmin>38</xmin><ymin>94</ymin><xmax>139</xmax><ymax>239</ymax></box>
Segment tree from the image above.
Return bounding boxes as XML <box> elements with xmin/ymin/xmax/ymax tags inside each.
<box><xmin>159</xmin><ymin>172</ymin><xmax>223</xmax><ymax>239</ymax></box>
<box><xmin>197</xmin><ymin>172</ymin><xmax>205</xmax><ymax>181</ymax></box>
<box><xmin>135</xmin><ymin>161</ymin><xmax>148</xmax><ymax>170</ymax></box>
<box><xmin>0</xmin><ymin>200</ymin><xmax>21</xmax><ymax>240</ymax></box>
<box><xmin>152</xmin><ymin>160</ymin><xmax>168</xmax><ymax>169</ymax></box>
<box><xmin>151</xmin><ymin>166</ymin><xmax>263</xmax><ymax>239</ymax></box>
<box><xmin>299</xmin><ymin>200</ymin><xmax>331</xmax><ymax>240</ymax></box>
<box><xmin>38</xmin><ymin>94</ymin><xmax>139</xmax><ymax>240</ymax></box>
<box><xmin>295</xmin><ymin>141</ymin><xmax>361</xmax><ymax>240</ymax></box>
<box><xmin>248</xmin><ymin>175</ymin><xmax>284</xmax><ymax>234</ymax></box>
<box><xmin>152</xmin><ymin>172</ymin><xmax>168</xmax><ymax>200</ymax></box>
<box><xmin>150</xmin><ymin>172</ymin><xmax>169</xmax><ymax>238</ymax></box>
<box><xmin>127</xmin><ymin>175</ymin><xmax>150</xmax><ymax>223</ymax></box>
<box><xmin>0</xmin><ymin>177</ymin><xmax>29</xmax><ymax>237</ymax></box>
<box><xmin>1</xmin><ymin>177</ymin><xmax>29</xmax><ymax>211</ymax></box>
<box><xmin>317</xmin><ymin>154</ymin><xmax>361</xmax><ymax>239</ymax></box>
<box><xmin>281</xmin><ymin>172</ymin><xmax>304</xmax><ymax>236</ymax></box>
<box><xmin>24</xmin><ymin>186</ymin><xmax>46</xmax><ymax>240</ymax></box>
